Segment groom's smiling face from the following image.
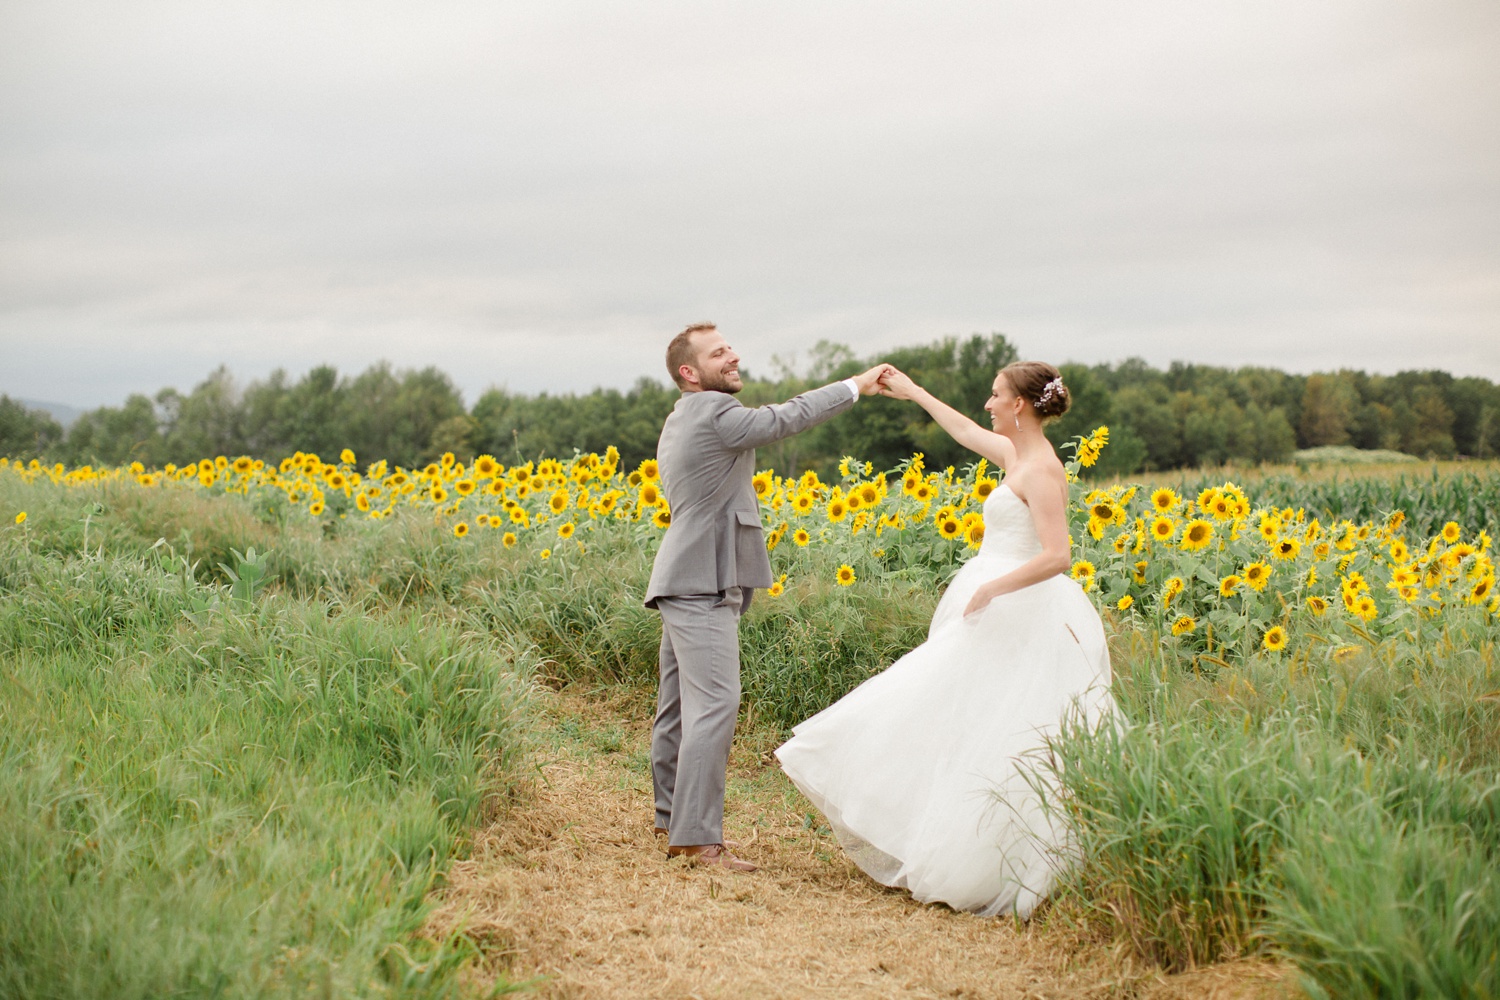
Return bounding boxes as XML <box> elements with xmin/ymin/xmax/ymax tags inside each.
<box><xmin>684</xmin><ymin>330</ymin><xmax>743</xmax><ymax>394</ymax></box>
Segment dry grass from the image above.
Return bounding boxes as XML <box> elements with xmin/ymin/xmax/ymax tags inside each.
<box><xmin>428</xmin><ymin>690</ymin><xmax>1296</xmax><ymax>999</ymax></box>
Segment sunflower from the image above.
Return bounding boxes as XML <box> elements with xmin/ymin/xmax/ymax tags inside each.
<box><xmin>1117</xmin><ymin>595</ymin><xmax>1134</xmax><ymax>611</ymax></box>
<box><xmin>1272</xmin><ymin>537</ymin><xmax>1301</xmax><ymax>561</ymax></box>
<box><xmin>768</xmin><ymin>581</ymin><xmax>785</xmax><ymax>598</ymax></box>
<box><xmin>1261</xmin><ymin>626</ymin><xmax>1288</xmax><ymax>652</ymax></box>
<box><xmin>453</xmin><ymin>522</ymin><xmax>470</xmax><ymax>538</ymax></box>
<box><xmin>1197</xmin><ymin>487</ymin><xmax>1220</xmax><ymax>511</ymax></box>
<box><xmin>1181</xmin><ymin>519</ymin><xmax>1214</xmax><ymax>551</ymax></box>
<box><xmin>1151</xmin><ymin>516</ymin><xmax>1176</xmax><ymax>542</ymax></box>
<box><xmin>1352</xmin><ymin>595</ymin><xmax>1378</xmax><ymax>621</ymax></box>
<box><xmin>1470</xmin><ymin>575</ymin><xmax>1495</xmax><ymax>605</ymax></box>
<box><xmin>1171</xmin><ymin>615</ymin><xmax>1197</xmax><ymax>636</ymax></box>
<box><xmin>1210</xmin><ymin>496</ymin><xmax>1235</xmax><ymax>521</ymax></box>
<box><xmin>1090</xmin><ymin>500</ymin><xmax>1116</xmax><ymax>523</ymax></box>
<box><xmin>1113</xmin><ymin>533</ymin><xmax>1129</xmax><ymax>554</ymax></box>
<box><xmin>1132</xmin><ymin>560</ymin><xmax>1149</xmax><ymax>585</ymax></box>
<box><xmin>1164</xmin><ymin>576</ymin><xmax>1185</xmax><ymax>604</ymax></box>
<box><xmin>1071</xmin><ymin>560</ymin><xmax>1096</xmax><ymax>585</ymax></box>
<box><xmin>965</xmin><ymin>521</ymin><xmax>985</xmax><ymax>548</ymax></box>
<box><xmin>550</xmin><ymin>489</ymin><xmax>571</xmax><ymax>513</ymax></box>
<box><xmin>827</xmin><ymin>497</ymin><xmax>849</xmax><ymax>523</ymax></box>
<box><xmin>836</xmin><ymin>564</ymin><xmax>856</xmax><ymax>586</ymax></box>
<box><xmin>1219</xmin><ymin>575</ymin><xmax>1242</xmax><ymax>597</ymax></box>
<box><xmin>502</xmin><ymin>532</ymin><xmax>517</xmax><ymax>548</ymax></box>
<box><xmin>971</xmin><ymin>478</ymin><xmax>996</xmax><ymax>502</ymax></box>
<box><xmin>913</xmin><ymin>483</ymin><xmax>934</xmax><ymax>503</ymax></box>
<box><xmin>539</xmin><ymin>548</ymin><xmax>551</xmax><ymax>560</ymax></box>
<box><xmin>937</xmin><ymin>517</ymin><xmax>962</xmax><ymax>540</ymax></box>
<box><xmin>652</xmin><ymin>509</ymin><xmax>672</xmax><ymax>529</ymax></box>
<box><xmin>509</xmin><ymin>506</ymin><xmax>529</xmax><ymax>526</ymax></box>
<box><xmin>639</xmin><ymin>458</ymin><xmax>660</xmax><ymax>481</ymax></box>
<box><xmin>557</xmin><ymin>522</ymin><xmax>575</xmax><ymax>539</ymax></box>
<box><xmin>309</xmin><ymin>501</ymin><xmax>325</xmax><ymax>516</ymax></box>
<box><xmin>1258</xmin><ymin>516</ymin><xmax>1280</xmax><ymax>542</ymax></box>
<box><xmin>355</xmin><ymin>493</ymin><xmax>371</xmax><ymax>512</ymax></box>
<box><xmin>846</xmin><ymin>492</ymin><xmax>864</xmax><ymax>512</ymax></box>
<box><xmin>793</xmin><ymin>528</ymin><xmax>811</xmax><ymax>547</ymax></box>
<box><xmin>1307</xmin><ymin>595</ymin><xmax>1329</xmax><ymax>615</ymax></box>
<box><xmin>13</xmin><ymin>512</ymin><xmax>25</xmax><ymax>525</ymax></box>
<box><xmin>1150</xmin><ymin>488</ymin><xmax>1179</xmax><ymax>513</ymax></box>
<box><xmin>1243</xmin><ymin>562</ymin><xmax>1271</xmax><ymax>591</ymax></box>
<box><xmin>752</xmin><ymin>471</ymin><xmax>773</xmax><ymax>498</ymax></box>
<box><xmin>233</xmin><ymin>456</ymin><xmax>254</xmax><ymax>474</ymax></box>
<box><xmin>429</xmin><ymin>485</ymin><xmax>448</xmax><ymax>504</ymax></box>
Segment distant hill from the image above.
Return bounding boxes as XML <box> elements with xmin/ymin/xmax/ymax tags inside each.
<box><xmin>14</xmin><ymin>398</ymin><xmax>84</xmax><ymax>429</ymax></box>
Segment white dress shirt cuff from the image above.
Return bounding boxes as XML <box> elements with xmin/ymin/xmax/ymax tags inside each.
<box><xmin>840</xmin><ymin>377</ymin><xmax>861</xmax><ymax>402</ymax></box>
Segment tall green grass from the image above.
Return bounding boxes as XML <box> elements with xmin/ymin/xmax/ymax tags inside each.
<box><xmin>1048</xmin><ymin>621</ymin><xmax>1500</xmax><ymax>997</ymax></box>
<box><xmin>1</xmin><ymin>480</ymin><xmax>534</xmax><ymax>999</ymax></box>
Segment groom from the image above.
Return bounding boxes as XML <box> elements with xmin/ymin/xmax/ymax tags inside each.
<box><xmin>644</xmin><ymin>323</ymin><xmax>891</xmax><ymax>872</ymax></box>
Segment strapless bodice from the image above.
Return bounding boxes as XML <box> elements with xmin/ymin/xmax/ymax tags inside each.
<box><xmin>977</xmin><ymin>484</ymin><xmax>1042</xmax><ymax>563</ymax></box>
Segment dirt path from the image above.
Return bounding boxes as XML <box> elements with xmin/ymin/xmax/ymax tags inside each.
<box><xmin>429</xmin><ymin>690</ymin><xmax>1292</xmax><ymax>999</ymax></box>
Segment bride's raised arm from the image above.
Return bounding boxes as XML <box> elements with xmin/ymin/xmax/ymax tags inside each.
<box><xmin>877</xmin><ymin>368</ymin><xmax>1017</xmax><ymax>471</ymax></box>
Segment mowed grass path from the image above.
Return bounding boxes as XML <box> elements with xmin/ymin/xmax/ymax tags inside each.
<box><xmin>428</xmin><ymin>688</ymin><xmax>1293</xmax><ymax>1000</ymax></box>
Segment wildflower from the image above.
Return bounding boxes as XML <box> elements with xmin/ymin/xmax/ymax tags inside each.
<box><xmin>1470</xmin><ymin>575</ymin><xmax>1495</xmax><ymax>605</ymax></box>
<box><xmin>1117</xmin><ymin>595</ymin><xmax>1134</xmax><ymax>611</ymax></box>
<box><xmin>1132</xmin><ymin>561</ymin><xmax>1148</xmax><ymax>585</ymax></box>
<box><xmin>1171</xmin><ymin>615</ymin><xmax>1197</xmax><ymax>636</ymax></box>
<box><xmin>1307</xmin><ymin>595</ymin><xmax>1329</xmax><ymax>615</ymax></box>
<box><xmin>453</xmin><ymin>522</ymin><xmax>470</xmax><ymax>538</ymax></box>
<box><xmin>836</xmin><ymin>564</ymin><xmax>856</xmax><ymax>586</ymax></box>
<box><xmin>768</xmin><ymin>580</ymin><xmax>785</xmax><ymax>598</ymax></box>
<box><xmin>429</xmin><ymin>486</ymin><xmax>448</xmax><ymax>504</ymax></box>
<box><xmin>340</xmin><ymin>448</ymin><xmax>356</xmax><ymax>465</ymax></box>
<box><xmin>502</xmin><ymin>531</ymin><xmax>517</xmax><ymax>548</ymax></box>
<box><xmin>13</xmin><ymin>512</ymin><xmax>24</xmax><ymax>525</ymax></box>
<box><xmin>1164</xmin><ymin>576</ymin><xmax>1185</xmax><ymax>604</ymax></box>
<box><xmin>1272</xmin><ymin>537</ymin><xmax>1300</xmax><ymax>561</ymax></box>
<box><xmin>309</xmin><ymin>501</ymin><xmax>325</xmax><ymax>516</ymax></box>
<box><xmin>1243</xmin><ymin>562</ymin><xmax>1271</xmax><ymax>591</ymax></box>
<box><xmin>540</xmin><ymin>548</ymin><xmax>551</xmax><ymax>559</ymax></box>
<box><xmin>1181</xmin><ymin>519</ymin><xmax>1214</xmax><ymax>551</ymax></box>
<box><xmin>558</xmin><ymin>522</ymin><xmax>575</xmax><ymax>539</ymax></box>
<box><xmin>1262</xmin><ymin>626</ymin><xmax>1288</xmax><ymax>652</ymax></box>
<box><xmin>1219</xmin><ymin>575</ymin><xmax>1242</xmax><ymax>597</ymax></box>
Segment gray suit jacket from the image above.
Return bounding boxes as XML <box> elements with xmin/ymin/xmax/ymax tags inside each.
<box><xmin>643</xmin><ymin>382</ymin><xmax>856</xmax><ymax>607</ymax></box>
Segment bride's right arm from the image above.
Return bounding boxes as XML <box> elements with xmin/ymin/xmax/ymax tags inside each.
<box><xmin>878</xmin><ymin>369</ymin><xmax>1015</xmax><ymax>469</ymax></box>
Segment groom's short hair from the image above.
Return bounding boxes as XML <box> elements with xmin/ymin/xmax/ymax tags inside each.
<box><xmin>667</xmin><ymin>323</ymin><xmax>716</xmax><ymax>389</ymax></box>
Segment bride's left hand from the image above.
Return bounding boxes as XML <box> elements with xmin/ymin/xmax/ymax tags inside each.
<box><xmin>963</xmin><ymin>585</ymin><xmax>996</xmax><ymax>619</ymax></box>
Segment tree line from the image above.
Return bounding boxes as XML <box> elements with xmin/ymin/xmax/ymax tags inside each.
<box><xmin>3</xmin><ymin>333</ymin><xmax>1496</xmax><ymax>478</ymax></box>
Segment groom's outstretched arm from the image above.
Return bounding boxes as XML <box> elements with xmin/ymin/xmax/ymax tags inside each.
<box><xmin>711</xmin><ymin>364</ymin><xmax>891</xmax><ymax>451</ymax></box>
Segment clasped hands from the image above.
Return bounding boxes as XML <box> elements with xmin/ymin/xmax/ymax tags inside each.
<box><xmin>851</xmin><ymin>363</ymin><xmax>920</xmax><ymax>400</ymax></box>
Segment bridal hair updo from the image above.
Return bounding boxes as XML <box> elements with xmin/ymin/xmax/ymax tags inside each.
<box><xmin>1000</xmin><ymin>361</ymin><xmax>1071</xmax><ymax>421</ymax></box>
<box><xmin>666</xmin><ymin>322</ymin><xmax>717</xmax><ymax>389</ymax></box>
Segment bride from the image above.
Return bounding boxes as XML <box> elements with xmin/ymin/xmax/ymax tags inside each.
<box><xmin>775</xmin><ymin>361</ymin><xmax>1115</xmax><ymax>918</ymax></box>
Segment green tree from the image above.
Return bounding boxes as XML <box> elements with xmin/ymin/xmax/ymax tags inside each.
<box><xmin>0</xmin><ymin>396</ymin><xmax>65</xmax><ymax>461</ymax></box>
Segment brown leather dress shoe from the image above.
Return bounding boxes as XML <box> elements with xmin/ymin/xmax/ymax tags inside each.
<box><xmin>666</xmin><ymin>843</ymin><xmax>758</xmax><ymax>872</ymax></box>
<box><xmin>654</xmin><ymin>826</ymin><xmax>740</xmax><ymax>850</ymax></box>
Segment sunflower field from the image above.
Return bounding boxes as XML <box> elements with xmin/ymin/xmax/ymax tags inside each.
<box><xmin>5</xmin><ymin>426</ymin><xmax>1496</xmax><ymax>663</ymax></box>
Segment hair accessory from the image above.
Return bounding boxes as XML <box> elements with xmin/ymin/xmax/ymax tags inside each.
<box><xmin>1034</xmin><ymin>377</ymin><xmax>1067</xmax><ymax>409</ymax></box>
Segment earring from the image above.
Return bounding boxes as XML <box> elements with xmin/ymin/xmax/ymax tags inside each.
<box><xmin>1014</xmin><ymin>412</ymin><xmax>1021</xmax><ymax>430</ymax></box>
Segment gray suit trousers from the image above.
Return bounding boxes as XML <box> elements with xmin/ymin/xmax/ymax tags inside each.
<box><xmin>651</xmin><ymin>587</ymin><xmax>749</xmax><ymax>847</ymax></box>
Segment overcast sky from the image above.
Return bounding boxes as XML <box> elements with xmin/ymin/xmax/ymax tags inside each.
<box><xmin>3</xmin><ymin>1</ymin><xmax>1498</xmax><ymax>410</ymax></box>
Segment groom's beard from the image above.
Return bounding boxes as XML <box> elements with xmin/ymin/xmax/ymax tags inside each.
<box><xmin>698</xmin><ymin>370</ymin><xmax>743</xmax><ymax>394</ymax></box>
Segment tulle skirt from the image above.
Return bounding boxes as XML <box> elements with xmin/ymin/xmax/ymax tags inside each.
<box><xmin>775</xmin><ymin>552</ymin><xmax>1115</xmax><ymax>917</ymax></box>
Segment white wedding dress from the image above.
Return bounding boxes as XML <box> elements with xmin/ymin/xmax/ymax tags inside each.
<box><xmin>775</xmin><ymin>483</ymin><xmax>1115</xmax><ymax>918</ymax></box>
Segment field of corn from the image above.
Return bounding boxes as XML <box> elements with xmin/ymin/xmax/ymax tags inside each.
<box><xmin>2</xmin><ymin>434</ymin><xmax>1498</xmax><ymax>999</ymax></box>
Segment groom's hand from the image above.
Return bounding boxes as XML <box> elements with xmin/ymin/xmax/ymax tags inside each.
<box><xmin>852</xmin><ymin>363</ymin><xmax>895</xmax><ymax>396</ymax></box>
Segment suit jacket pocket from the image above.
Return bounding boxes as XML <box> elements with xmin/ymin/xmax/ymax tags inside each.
<box><xmin>734</xmin><ymin>510</ymin><xmax>763</xmax><ymax>528</ymax></box>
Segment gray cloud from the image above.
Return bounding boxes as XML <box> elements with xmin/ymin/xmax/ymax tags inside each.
<box><xmin>2</xmin><ymin>1</ymin><xmax>1497</xmax><ymax>408</ymax></box>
